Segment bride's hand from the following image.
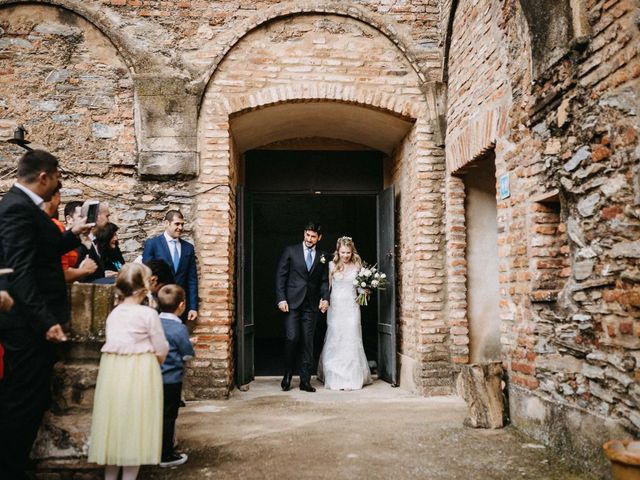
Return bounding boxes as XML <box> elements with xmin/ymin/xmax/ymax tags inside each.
<box><xmin>319</xmin><ymin>299</ymin><xmax>329</xmax><ymax>313</ymax></box>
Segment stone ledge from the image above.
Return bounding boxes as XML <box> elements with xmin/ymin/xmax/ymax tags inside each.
<box><xmin>138</xmin><ymin>151</ymin><xmax>199</xmax><ymax>177</ymax></box>
<box><xmin>67</xmin><ymin>284</ymin><xmax>114</xmax><ymax>342</ymax></box>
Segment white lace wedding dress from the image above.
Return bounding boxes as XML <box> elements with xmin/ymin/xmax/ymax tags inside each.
<box><xmin>318</xmin><ymin>262</ymin><xmax>372</xmax><ymax>390</ymax></box>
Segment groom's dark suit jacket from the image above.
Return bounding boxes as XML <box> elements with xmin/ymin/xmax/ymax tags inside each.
<box><xmin>275</xmin><ymin>244</ymin><xmax>330</xmax><ymax>310</ymax></box>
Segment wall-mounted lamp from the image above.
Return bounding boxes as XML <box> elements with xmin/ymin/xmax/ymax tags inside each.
<box><xmin>5</xmin><ymin>125</ymin><xmax>32</xmax><ymax>151</ymax></box>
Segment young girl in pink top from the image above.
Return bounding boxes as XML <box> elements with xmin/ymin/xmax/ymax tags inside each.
<box><xmin>88</xmin><ymin>263</ymin><xmax>169</xmax><ymax>480</ymax></box>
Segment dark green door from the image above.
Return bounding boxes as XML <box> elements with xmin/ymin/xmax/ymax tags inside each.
<box><xmin>377</xmin><ymin>185</ymin><xmax>397</xmax><ymax>385</ymax></box>
<box><xmin>235</xmin><ymin>186</ymin><xmax>254</xmax><ymax>386</ymax></box>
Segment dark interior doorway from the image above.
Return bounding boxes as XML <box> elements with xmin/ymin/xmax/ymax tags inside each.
<box><xmin>245</xmin><ymin>150</ymin><xmax>383</xmax><ymax>376</ymax></box>
<box><xmin>253</xmin><ymin>194</ymin><xmax>378</xmax><ymax>375</ymax></box>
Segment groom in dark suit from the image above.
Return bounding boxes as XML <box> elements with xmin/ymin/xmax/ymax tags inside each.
<box><xmin>142</xmin><ymin>210</ymin><xmax>198</xmax><ymax>322</ymax></box>
<box><xmin>276</xmin><ymin>222</ymin><xmax>330</xmax><ymax>392</ymax></box>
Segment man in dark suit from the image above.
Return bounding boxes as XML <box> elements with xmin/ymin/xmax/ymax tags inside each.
<box><xmin>275</xmin><ymin>222</ymin><xmax>330</xmax><ymax>392</ymax></box>
<box><xmin>74</xmin><ymin>202</ymin><xmax>110</xmax><ymax>283</ymax></box>
<box><xmin>0</xmin><ymin>150</ymin><xmax>90</xmax><ymax>479</ymax></box>
<box><xmin>142</xmin><ymin>210</ymin><xmax>198</xmax><ymax>321</ymax></box>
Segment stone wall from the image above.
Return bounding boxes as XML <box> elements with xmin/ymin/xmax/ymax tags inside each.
<box><xmin>31</xmin><ymin>284</ymin><xmax>114</xmax><ymax>475</ymax></box>
<box><xmin>443</xmin><ymin>0</ymin><xmax>639</xmax><ymax>475</ymax></box>
<box><xmin>0</xmin><ymin>3</ymin><xmax>199</xmax><ymax>264</ymax></box>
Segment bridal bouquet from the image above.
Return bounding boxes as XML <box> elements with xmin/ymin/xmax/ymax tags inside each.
<box><xmin>353</xmin><ymin>263</ymin><xmax>387</xmax><ymax>306</ymax></box>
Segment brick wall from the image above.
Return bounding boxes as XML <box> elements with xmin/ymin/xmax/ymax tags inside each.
<box><xmin>443</xmin><ymin>0</ymin><xmax>640</xmax><ymax>473</ymax></box>
<box><xmin>443</xmin><ymin>0</ymin><xmax>511</xmax><ymax>369</ymax></box>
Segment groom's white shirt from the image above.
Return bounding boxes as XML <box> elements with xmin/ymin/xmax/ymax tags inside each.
<box><xmin>302</xmin><ymin>242</ymin><xmax>316</xmax><ymax>263</ymax></box>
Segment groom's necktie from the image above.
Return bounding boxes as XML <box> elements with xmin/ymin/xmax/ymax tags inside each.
<box><xmin>171</xmin><ymin>239</ymin><xmax>180</xmax><ymax>271</ymax></box>
<box><xmin>306</xmin><ymin>248</ymin><xmax>313</xmax><ymax>271</ymax></box>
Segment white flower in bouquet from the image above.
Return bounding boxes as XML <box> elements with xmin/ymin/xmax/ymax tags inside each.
<box><xmin>381</xmin><ymin>273</ymin><xmax>386</xmax><ymax>279</ymax></box>
<box><xmin>354</xmin><ymin>262</ymin><xmax>388</xmax><ymax>306</ymax></box>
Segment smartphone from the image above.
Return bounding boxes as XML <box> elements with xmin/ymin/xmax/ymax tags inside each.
<box><xmin>81</xmin><ymin>201</ymin><xmax>99</xmax><ymax>225</ymax></box>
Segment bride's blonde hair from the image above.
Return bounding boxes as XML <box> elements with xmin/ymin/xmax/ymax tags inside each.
<box><xmin>331</xmin><ymin>236</ymin><xmax>362</xmax><ymax>277</ymax></box>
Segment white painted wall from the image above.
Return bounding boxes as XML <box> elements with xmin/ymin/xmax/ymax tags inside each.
<box><xmin>465</xmin><ymin>156</ymin><xmax>501</xmax><ymax>363</ymax></box>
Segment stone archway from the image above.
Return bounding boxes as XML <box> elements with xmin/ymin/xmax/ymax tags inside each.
<box><xmin>191</xmin><ymin>11</ymin><xmax>448</xmax><ymax>399</ymax></box>
<box><xmin>0</xmin><ymin>0</ymin><xmax>139</xmax><ymax>71</ymax></box>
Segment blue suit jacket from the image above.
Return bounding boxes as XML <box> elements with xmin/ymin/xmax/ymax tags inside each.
<box><xmin>142</xmin><ymin>234</ymin><xmax>198</xmax><ymax>312</ymax></box>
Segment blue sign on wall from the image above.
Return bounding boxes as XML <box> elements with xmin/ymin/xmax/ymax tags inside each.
<box><xmin>499</xmin><ymin>174</ymin><xmax>510</xmax><ymax>199</ymax></box>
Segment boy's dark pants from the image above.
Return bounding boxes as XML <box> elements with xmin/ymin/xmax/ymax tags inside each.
<box><xmin>162</xmin><ymin>382</ymin><xmax>182</xmax><ymax>458</ymax></box>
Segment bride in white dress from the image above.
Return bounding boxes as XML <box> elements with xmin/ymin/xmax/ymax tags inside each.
<box><xmin>318</xmin><ymin>237</ymin><xmax>372</xmax><ymax>390</ymax></box>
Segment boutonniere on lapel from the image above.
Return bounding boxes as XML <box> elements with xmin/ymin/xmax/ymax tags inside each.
<box><xmin>320</xmin><ymin>254</ymin><xmax>326</xmax><ymax>264</ymax></box>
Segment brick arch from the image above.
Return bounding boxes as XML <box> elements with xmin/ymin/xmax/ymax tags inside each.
<box><xmin>0</xmin><ymin>0</ymin><xmax>138</xmax><ymax>72</ymax></box>
<box><xmin>230</xmin><ymin>101</ymin><xmax>417</xmax><ymax>156</ymax></box>
<box><xmin>198</xmin><ymin>0</ymin><xmax>428</xmax><ymax>97</ymax></box>
<box><xmin>221</xmin><ymin>84</ymin><xmax>423</xmax><ymax>121</ymax></box>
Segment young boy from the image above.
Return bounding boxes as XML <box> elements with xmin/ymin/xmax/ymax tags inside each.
<box><xmin>157</xmin><ymin>284</ymin><xmax>195</xmax><ymax>468</ymax></box>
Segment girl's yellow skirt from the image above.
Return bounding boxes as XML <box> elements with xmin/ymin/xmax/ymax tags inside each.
<box><xmin>88</xmin><ymin>352</ymin><xmax>163</xmax><ymax>466</ymax></box>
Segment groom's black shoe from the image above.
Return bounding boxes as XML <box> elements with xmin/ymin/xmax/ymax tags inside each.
<box><xmin>300</xmin><ymin>382</ymin><xmax>316</xmax><ymax>392</ymax></box>
<box><xmin>281</xmin><ymin>372</ymin><xmax>292</xmax><ymax>391</ymax></box>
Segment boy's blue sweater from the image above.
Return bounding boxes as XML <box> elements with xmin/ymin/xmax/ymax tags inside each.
<box><xmin>159</xmin><ymin>313</ymin><xmax>195</xmax><ymax>384</ymax></box>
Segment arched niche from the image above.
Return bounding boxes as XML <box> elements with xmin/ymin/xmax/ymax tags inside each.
<box><xmin>0</xmin><ymin>3</ymin><xmax>135</xmax><ymax>173</ymax></box>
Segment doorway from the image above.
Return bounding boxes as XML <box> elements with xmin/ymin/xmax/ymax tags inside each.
<box><xmin>252</xmin><ymin>193</ymin><xmax>378</xmax><ymax>375</ymax></box>
<box><xmin>236</xmin><ymin>149</ymin><xmax>396</xmax><ymax>384</ymax></box>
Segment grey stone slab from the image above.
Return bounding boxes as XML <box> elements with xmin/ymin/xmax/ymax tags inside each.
<box><xmin>139</xmin><ymin>151</ymin><xmax>198</xmax><ymax>177</ymax></box>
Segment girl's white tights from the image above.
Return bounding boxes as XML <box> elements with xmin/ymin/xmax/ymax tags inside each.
<box><xmin>105</xmin><ymin>465</ymin><xmax>140</xmax><ymax>480</ymax></box>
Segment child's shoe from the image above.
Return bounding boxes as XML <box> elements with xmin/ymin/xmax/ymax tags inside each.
<box><xmin>160</xmin><ymin>452</ymin><xmax>188</xmax><ymax>468</ymax></box>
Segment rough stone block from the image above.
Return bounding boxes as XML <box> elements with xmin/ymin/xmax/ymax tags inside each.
<box><xmin>139</xmin><ymin>151</ymin><xmax>198</xmax><ymax>177</ymax></box>
<box><xmin>91</xmin><ymin>285</ymin><xmax>114</xmax><ymax>336</ymax></box>
<box><xmin>51</xmin><ymin>363</ymin><xmax>98</xmax><ymax>413</ymax></box>
<box><xmin>31</xmin><ymin>412</ymin><xmax>92</xmax><ymax>461</ymax></box>
<box><xmin>456</xmin><ymin>362</ymin><xmax>506</xmax><ymax>429</ymax></box>
<box><xmin>68</xmin><ymin>284</ymin><xmax>93</xmax><ymax>339</ymax></box>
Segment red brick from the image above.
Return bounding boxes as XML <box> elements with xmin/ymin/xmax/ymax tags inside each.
<box><xmin>591</xmin><ymin>144</ymin><xmax>611</xmax><ymax>161</ymax></box>
<box><xmin>619</xmin><ymin>322</ymin><xmax>633</xmax><ymax>335</ymax></box>
<box><xmin>602</xmin><ymin>206</ymin><xmax>622</xmax><ymax>219</ymax></box>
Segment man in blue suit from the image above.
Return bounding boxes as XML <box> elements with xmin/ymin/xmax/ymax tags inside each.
<box><xmin>142</xmin><ymin>210</ymin><xmax>198</xmax><ymax>322</ymax></box>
